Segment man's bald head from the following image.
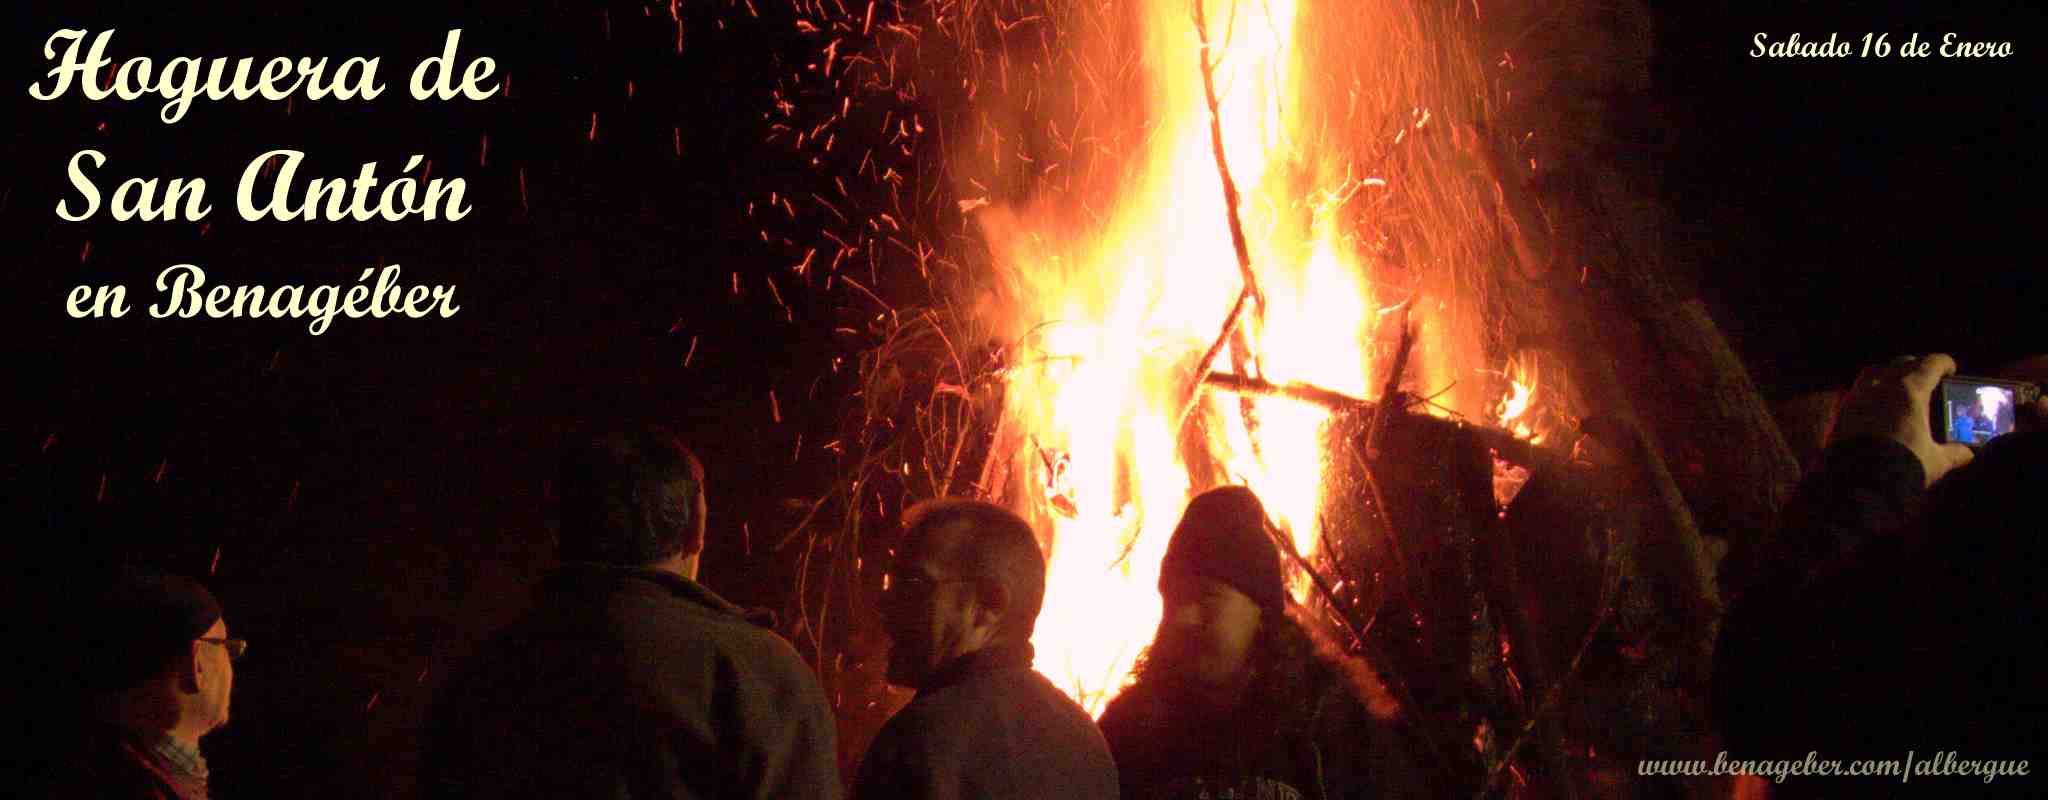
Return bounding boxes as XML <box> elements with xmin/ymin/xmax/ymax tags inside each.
<box><xmin>899</xmin><ymin>500</ymin><xmax>1048</xmax><ymax>644</ymax></box>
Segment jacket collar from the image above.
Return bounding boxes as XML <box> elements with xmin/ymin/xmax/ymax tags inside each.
<box><xmin>543</xmin><ymin>561</ymin><xmax>750</xmax><ymax>619</ymax></box>
<box><xmin>919</xmin><ymin>641</ymin><xmax>1035</xmax><ymax>694</ymax></box>
<box><xmin>149</xmin><ymin>732</ymin><xmax>210</xmax><ymax>781</ymax></box>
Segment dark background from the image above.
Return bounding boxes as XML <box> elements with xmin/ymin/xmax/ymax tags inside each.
<box><xmin>1654</xmin><ymin>2</ymin><xmax>2041</xmax><ymax>389</ymax></box>
<box><xmin>7</xmin><ymin>1</ymin><xmax>2040</xmax><ymax>797</ymax></box>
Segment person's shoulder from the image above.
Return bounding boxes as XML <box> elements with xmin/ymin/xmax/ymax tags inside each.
<box><xmin>676</xmin><ymin>600</ymin><xmax>808</xmax><ymax>668</ymax></box>
<box><xmin>910</xmin><ymin>666</ymin><xmax>1095</xmax><ymax>728</ymax></box>
<box><xmin>576</xmin><ymin>571</ymin><xmax>805</xmax><ymax>666</ymax></box>
<box><xmin>1019</xmin><ymin>668</ymin><xmax>1109</xmax><ymax>728</ymax></box>
<box><xmin>883</xmin><ymin>681</ymin><xmax>971</xmax><ymax>734</ymax></box>
<box><xmin>669</xmin><ymin>604</ymin><xmax>831</xmax><ymax>716</ymax></box>
<box><xmin>866</xmin><ymin>693</ymin><xmax>948</xmax><ymax>765</ymax></box>
<box><xmin>446</xmin><ymin>580</ymin><xmax>813</xmax><ymax>696</ymax></box>
<box><xmin>34</xmin><ymin>727</ymin><xmax>179</xmax><ymax>800</ymax></box>
<box><xmin>1096</xmin><ymin>681</ymin><xmax>1165</xmax><ymax>741</ymax></box>
<box><xmin>736</xmin><ymin>628</ymin><xmax>830</xmax><ymax>701</ymax></box>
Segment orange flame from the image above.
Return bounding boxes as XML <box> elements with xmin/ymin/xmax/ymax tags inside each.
<box><xmin>1495</xmin><ymin>357</ymin><xmax>1544</xmax><ymax>445</ymax></box>
<box><xmin>964</xmin><ymin>0</ymin><xmax>1540</xmax><ymax>715</ymax></box>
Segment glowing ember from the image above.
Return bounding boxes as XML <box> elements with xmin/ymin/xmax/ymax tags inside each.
<box><xmin>1490</xmin><ymin>360</ymin><xmax>1542</xmax><ymax>509</ymax></box>
<box><xmin>1495</xmin><ymin>357</ymin><xmax>1544</xmax><ymax>445</ymax></box>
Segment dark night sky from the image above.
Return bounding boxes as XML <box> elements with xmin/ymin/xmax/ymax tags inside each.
<box><xmin>7</xmin><ymin>1</ymin><xmax>2041</xmax><ymax>797</ymax></box>
<box><xmin>1653</xmin><ymin>2</ymin><xmax>2042</xmax><ymax>390</ymax></box>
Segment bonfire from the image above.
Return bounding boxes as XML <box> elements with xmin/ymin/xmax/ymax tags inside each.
<box><xmin>760</xmin><ymin>1</ymin><xmax>1800</xmax><ymax>796</ymax></box>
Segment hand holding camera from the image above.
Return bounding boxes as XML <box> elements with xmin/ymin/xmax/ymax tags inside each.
<box><xmin>1828</xmin><ymin>353</ymin><xmax>2048</xmax><ymax>486</ymax></box>
<box><xmin>1827</xmin><ymin>354</ymin><xmax>1976</xmax><ymax>486</ymax></box>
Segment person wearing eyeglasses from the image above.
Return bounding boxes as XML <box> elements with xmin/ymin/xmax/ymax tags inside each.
<box><xmin>422</xmin><ymin>427</ymin><xmax>840</xmax><ymax>800</ymax></box>
<box><xmin>852</xmin><ymin>499</ymin><xmax>1118</xmax><ymax>800</ymax></box>
<box><xmin>40</xmin><ymin>564</ymin><xmax>242</xmax><ymax>800</ymax></box>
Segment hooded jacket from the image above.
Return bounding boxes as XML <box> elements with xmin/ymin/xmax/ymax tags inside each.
<box><xmin>1098</xmin><ymin>639</ymin><xmax>1437</xmax><ymax>800</ymax></box>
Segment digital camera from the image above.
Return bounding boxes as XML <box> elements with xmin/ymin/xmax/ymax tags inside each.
<box><xmin>1932</xmin><ymin>376</ymin><xmax>2041</xmax><ymax>447</ymax></box>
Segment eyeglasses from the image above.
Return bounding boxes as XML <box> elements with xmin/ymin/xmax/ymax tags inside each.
<box><xmin>198</xmin><ymin>637</ymin><xmax>248</xmax><ymax>662</ymax></box>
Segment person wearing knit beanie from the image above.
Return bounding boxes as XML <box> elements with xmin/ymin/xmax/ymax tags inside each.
<box><xmin>1098</xmin><ymin>487</ymin><xmax>1445</xmax><ymax>799</ymax></box>
<box><xmin>1138</xmin><ymin>485</ymin><xmax>1288</xmax><ymax>692</ymax></box>
<box><xmin>1158</xmin><ymin>484</ymin><xmax>1287</xmax><ymax>617</ymax></box>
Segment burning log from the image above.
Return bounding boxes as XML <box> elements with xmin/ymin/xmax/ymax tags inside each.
<box><xmin>1468</xmin><ymin>109</ymin><xmax>1799</xmax><ymax>601</ymax></box>
<box><xmin>1312</xmin><ymin>398</ymin><xmax>1508</xmax><ymax>790</ymax></box>
<box><xmin>1194</xmin><ymin>349</ymin><xmax>1599</xmax><ymax>792</ymax></box>
<box><xmin>1292</xmin><ymin>380</ymin><xmax>1721</xmax><ymax>797</ymax></box>
<box><xmin>1202</xmin><ymin>371</ymin><xmax>1562</xmax><ymax>472</ymax></box>
<box><xmin>1207</xmin><ymin>347</ymin><xmax>1722</xmax><ymax>797</ymax></box>
<box><xmin>1179</xmin><ymin>0</ymin><xmax>1272</xmax><ymax>459</ymax></box>
<box><xmin>1493</xmin><ymin>302</ymin><xmax>1727</xmax><ymax>796</ymax></box>
<box><xmin>770</xmin><ymin>0</ymin><xmax>1759</xmax><ymax>794</ymax></box>
<box><xmin>1456</xmin><ymin>6</ymin><xmax>1752</xmax><ymax>790</ymax></box>
<box><xmin>1365</xmin><ymin>311</ymin><xmax>1417</xmax><ymax>459</ymax></box>
<box><xmin>1493</xmin><ymin>453</ymin><xmax>1734</xmax><ymax>798</ymax></box>
<box><xmin>1469</xmin><ymin>461</ymin><xmax>1583</xmax><ymax>800</ymax></box>
<box><xmin>1460</xmin><ymin>116</ymin><xmax>1726</xmax><ymax>687</ymax></box>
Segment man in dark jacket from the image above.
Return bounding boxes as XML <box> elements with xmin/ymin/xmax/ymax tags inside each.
<box><xmin>852</xmin><ymin>499</ymin><xmax>1118</xmax><ymax>799</ymax></box>
<box><xmin>423</xmin><ymin>428</ymin><xmax>840</xmax><ymax>799</ymax></box>
<box><xmin>1097</xmin><ymin>486</ymin><xmax>1440</xmax><ymax>800</ymax></box>
<box><xmin>39</xmin><ymin>565</ymin><xmax>241</xmax><ymax>800</ymax></box>
<box><xmin>1715</xmin><ymin>354</ymin><xmax>2045</xmax><ymax>797</ymax></box>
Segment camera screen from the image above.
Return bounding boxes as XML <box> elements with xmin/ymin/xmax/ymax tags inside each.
<box><xmin>1941</xmin><ymin>380</ymin><xmax>2018</xmax><ymax>445</ymax></box>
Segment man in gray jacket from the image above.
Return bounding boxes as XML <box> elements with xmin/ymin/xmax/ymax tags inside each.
<box><xmin>423</xmin><ymin>428</ymin><xmax>840</xmax><ymax>799</ymax></box>
<box><xmin>853</xmin><ymin>500</ymin><xmax>1118</xmax><ymax>799</ymax></box>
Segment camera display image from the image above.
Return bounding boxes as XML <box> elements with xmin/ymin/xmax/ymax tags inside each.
<box><xmin>1941</xmin><ymin>380</ymin><xmax>2018</xmax><ymax>446</ymax></box>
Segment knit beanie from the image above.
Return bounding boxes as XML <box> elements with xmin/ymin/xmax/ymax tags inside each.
<box><xmin>79</xmin><ymin>565</ymin><xmax>224</xmax><ymax>692</ymax></box>
<box><xmin>1158</xmin><ymin>485</ymin><xmax>1286</xmax><ymax>615</ymax></box>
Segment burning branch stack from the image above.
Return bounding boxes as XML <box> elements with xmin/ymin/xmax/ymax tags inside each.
<box><xmin>766</xmin><ymin>0</ymin><xmax>1806</xmax><ymax>795</ymax></box>
<box><xmin>1166</xmin><ymin>0</ymin><xmax>1800</xmax><ymax>796</ymax></box>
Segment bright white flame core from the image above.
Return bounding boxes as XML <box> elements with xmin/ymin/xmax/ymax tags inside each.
<box><xmin>991</xmin><ymin>0</ymin><xmax>1380</xmax><ymax>716</ymax></box>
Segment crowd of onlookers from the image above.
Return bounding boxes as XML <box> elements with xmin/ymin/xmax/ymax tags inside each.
<box><xmin>31</xmin><ymin>353</ymin><xmax>2044</xmax><ymax>799</ymax></box>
